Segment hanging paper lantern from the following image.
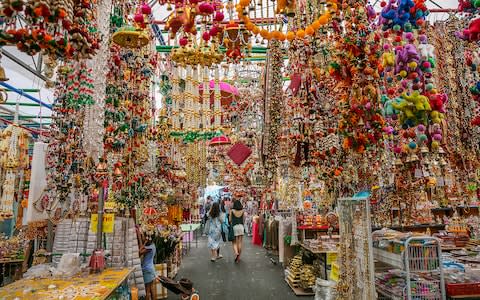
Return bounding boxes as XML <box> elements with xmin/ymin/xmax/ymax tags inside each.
<box><xmin>209</xmin><ymin>135</ymin><xmax>231</xmax><ymax>146</ymax></box>
<box><xmin>112</xmin><ymin>27</ymin><xmax>150</xmax><ymax>48</ymax></box>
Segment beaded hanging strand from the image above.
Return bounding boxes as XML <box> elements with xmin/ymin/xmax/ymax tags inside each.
<box><xmin>214</xmin><ymin>66</ymin><xmax>221</xmax><ymax>129</ymax></box>
<box><xmin>203</xmin><ymin>66</ymin><xmax>211</xmax><ymax>130</ymax></box>
<box><xmin>172</xmin><ymin>66</ymin><xmax>180</xmax><ymax>130</ymax></box>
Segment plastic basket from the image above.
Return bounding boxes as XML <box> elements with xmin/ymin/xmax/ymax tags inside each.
<box><xmin>446</xmin><ymin>282</ymin><xmax>480</xmax><ymax>296</ymax></box>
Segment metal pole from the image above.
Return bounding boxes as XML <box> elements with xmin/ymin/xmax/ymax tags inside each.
<box><xmin>0</xmin><ymin>82</ymin><xmax>52</xmax><ymax>109</ymax></box>
<box><xmin>96</xmin><ymin>180</ymin><xmax>106</xmax><ymax>249</ymax></box>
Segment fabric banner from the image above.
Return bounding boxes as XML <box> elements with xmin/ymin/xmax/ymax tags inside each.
<box><xmin>25</xmin><ymin>142</ymin><xmax>48</xmax><ymax>224</ymax></box>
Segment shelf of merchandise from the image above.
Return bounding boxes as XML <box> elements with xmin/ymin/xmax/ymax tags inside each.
<box><xmin>374</xmin><ymin>237</ymin><xmax>446</xmax><ymax>300</ymax></box>
<box><xmin>300</xmin><ymin>243</ymin><xmax>337</xmax><ymax>255</ymax></box>
<box><xmin>376</xmin><ymin>283</ymin><xmax>403</xmax><ymax>300</ymax></box>
<box><xmin>372</xmin><ymin>224</ymin><xmax>446</xmax><ymax>232</ymax></box>
<box><xmin>373</xmin><ymin>248</ymin><xmax>404</xmax><ymax>269</ymax></box>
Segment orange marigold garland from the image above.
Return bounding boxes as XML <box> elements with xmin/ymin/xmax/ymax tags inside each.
<box><xmin>236</xmin><ymin>0</ymin><xmax>338</xmax><ymax>41</ymax></box>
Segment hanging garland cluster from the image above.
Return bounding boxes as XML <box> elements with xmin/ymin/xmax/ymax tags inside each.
<box><xmin>236</xmin><ymin>0</ymin><xmax>337</xmax><ymax>41</ymax></box>
<box><xmin>0</xmin><ymin>0</ymin><xmax>100</xmax><ymax>59</ymax></box>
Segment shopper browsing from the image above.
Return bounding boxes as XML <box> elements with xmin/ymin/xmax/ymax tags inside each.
<box><xmin>140</xmin><ymin>236</ymin><xmax>157</xmax><ymax>300</ymax></box>
<box><xmin>229</xmin><ymin>200</ymin><xmax>245</xmax><ymax>263</ymax></box>
<box><xmin>206</xmin><ymin>202</ymin><xmax>222</xmax><ymax>261</ymax></box>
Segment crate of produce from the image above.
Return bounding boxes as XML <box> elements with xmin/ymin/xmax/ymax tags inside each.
<box><xmin>446</xmin><ymin>282</ymin><xmax>480</xmax><ymax>296</ymax></box>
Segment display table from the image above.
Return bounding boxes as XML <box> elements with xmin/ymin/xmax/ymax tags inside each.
<box><xmin>0</xmin><ymin>267</ymin><xmax>133</xmax><ymax>300</ymax></box>
<box><xmin>180</xmin><ymin>223</ymin><xmax>201</xmax><ymax>250</ymax></box>
<box><xmin>0</xmin><ymin>259</ymin><xmax>24</xmax><ymax>287</ymax></box>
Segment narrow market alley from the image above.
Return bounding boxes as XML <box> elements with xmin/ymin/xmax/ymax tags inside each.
<box><xmin>169</xmin><ymin>237</ymin><xmax>307</xmax><ymax>300</ymax></box>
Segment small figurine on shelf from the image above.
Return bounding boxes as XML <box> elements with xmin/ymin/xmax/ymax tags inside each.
<box><xmin>89</xmin><ymin>249</ymin><xmax>106</xmax><ymax>273</ymax></box>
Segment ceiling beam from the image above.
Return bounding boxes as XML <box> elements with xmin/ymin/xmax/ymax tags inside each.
<box><xmin>0</xmin><ymin>48</ymin><xmax>49</xmax><ymax>82</ymax></box>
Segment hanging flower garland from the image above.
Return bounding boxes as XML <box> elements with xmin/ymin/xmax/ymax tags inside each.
<box><xmin>235</xmin><ymin>0</ymin><xmax>337</xmax><ymax>41</ymax></box>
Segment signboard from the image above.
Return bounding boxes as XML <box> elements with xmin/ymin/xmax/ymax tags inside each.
<box><xmin>327</xmin><ymin>252</ymin><xmax>337</xmax><ymax>265</ymax></box>
<box><xmin>90</xmin><ymin>213</ymin><xmax>115</xmax><ymax>233</ymax></box>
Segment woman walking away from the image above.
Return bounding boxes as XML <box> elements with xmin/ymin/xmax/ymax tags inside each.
<box><xmin>206</xmin><ymin>202</ymin><xmax>222</xmax><ymax>261</ymax></box>
<box><xmin>140</xmin><ymin>236</ymin><xmax>156</xmax><ymax>300</ymax></box>
<box><xmin>229</xmin><ymin>200</ymin><xmax>245</xmax><ymax>263</ymax></box>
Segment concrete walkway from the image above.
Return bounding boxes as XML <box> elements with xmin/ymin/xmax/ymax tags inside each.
<box><xmin>167</xmin><ymin>236</ymin><xmax>311</xmax><ymax>300</ymax></box>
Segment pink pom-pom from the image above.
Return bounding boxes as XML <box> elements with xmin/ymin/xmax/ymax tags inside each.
<box><xmin>202</xmin><ymin>31</ymin><xmax>211</xmax><ymax>41</ymax></box>
<box><xmin>422</xmin><ymin>61</ymin><xmax>431</xmax><ymax>68</ymax></box>
<box><xmin>393</xmin><ymin>146</ymin><xmax>402</xmax><ymax>154</ymax></box>
<box><xmin>141</xmin><ymin>4</ymin><xmax>152</xmax><ymax>15</ymax></box>
<box><xmin>134</xmin><ymin>13</ymin><xmax>144</xmax><ymax>24</ymax></box>
<box><xmin>209</xmin><ymin>26</ymin><xmax>219</xmax><ymax>37</ymax></box>
<box><xmin>405</xmin><ymin>32</ymin><xmax>414</xmax><ymax>41</ymax></box>
<box><xmin>179</xmin><ymin>37</ymin><xmax>188</xmax><ymax>46</ymax></box>
<box><xmin>432</xmin><ymin>133</ymin><xmax>442</xmax><ymax>141</ymax></box>
<box><xmin>214</xmin><ymin>11</ymin><xmax>224</xmax><ymax>22</ymax></box>
<box><xmin>417</xmin><ymin>124</ymin><xmax>426</xmax><ymax>132</ymax></box>
<box><xmin>198</xmin><ymin>2</ymin><xmax>215</xmax><ymax>15</ymax></box>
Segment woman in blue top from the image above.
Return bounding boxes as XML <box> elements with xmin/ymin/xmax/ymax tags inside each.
<box><xmin>140</xmin><ymin>237</ymin><xmax>157</xmax><ymax>300</ymax></box>
<box><xmin>207</xmin><ymin>202</ymin><xmax>222</xmax><ymax>261</ymax></box>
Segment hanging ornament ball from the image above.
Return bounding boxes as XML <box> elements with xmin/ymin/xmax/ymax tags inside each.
<box><xmin>305</xmin><ymin>26</ymin><xmax>315</xmax><ymax>36</ymax></box>
<box><xmin>239</xmin><ymin>0</ymin><xmax>250</xmax><ymax>7</ymax></box>
<box><xmin>134</xmin><ymin>13</ymin><xmax>144</xmax><ymax>24</ymax></box>
<box><xmin>214</xmin><ymin>11</ymin><xmax>224</xmax><ymax>22</ymax></box>
<box><xmin>417</xmin><ymin>124</ymin><xmax>426</xmax><ymax>132</ymax></box>
<box><xmin>286</xmin><ymin>31</ymin><xmax>295</xmax><ymax>41</ymax></box>
<box><xmin>393</xmin><ymin>24</ymin><xmax>401</xmax><ymax>31</ymax></box>
<box><xmin>432</xmin><ymin>133</ymin><xmax>442</xmax><ymax>141</ymax></box>
<box><xmin>209</xmin><ymin>26</ymin><xmax>219</xmax><ymax>37</ymax></box>
<box><xmin>399</xmin><ymin>70</ymin><xmax>407</xmax><ymax>78</ymax></box>
<box><xmin>141</xmin><ymin>3</ymin><xmax>152</xmax><ymax>15</ymax></box>
<box><xmin>425</xmin><ymin>82</ymin><xmax>434</xmax><ymax>91</ymax></box>
<box><xmin>408</xmin><ymin>61</ymin><xmax>417</xmax><ymax>69</ymax></box>
<box><xmin>199</xmin><ymin>2</ymin><xmax>215</xmax><ymax>15</ymax></box>
<box><xmin>418</xmin><ymin>134</ymin><xmax>428</xmax><ymax>142</ymax></box>
<box><xmin>431</xmin><ymin>140</ymin><xmax>440</xmax><ymax>149</ymax></box>
<box><xmin>202</xmin><ymin>31</ymin><xmax>211</xmax><ymax>41</ymax></box>
<box><xmin>296</xmin><ymin>29</ymin><xmax>306</xmax><ymax>39</ymax></box>
<box><xmin>393</xmin><ymin>145</ymin><xmax>402</xmax><ymax>154</ymax></box>
<box><xmin>179</xmin><ymin>37</ymin><xmax>189</xmax><ymax>46</ymax></box>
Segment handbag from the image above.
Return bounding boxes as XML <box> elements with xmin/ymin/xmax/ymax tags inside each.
<box><xmin>228</xmin><ymin>223</ymin><xmax>235</xmax><ymax>242</ymax></box>
<box><xmin>221</xmin><ymin>214</ymin><xmax>228</xmax><ymax>242</ymax></box>
<box><xmin>221</xmin><ymin>227</ymin><xmax>227</xmax><ymax>242</ymax></box>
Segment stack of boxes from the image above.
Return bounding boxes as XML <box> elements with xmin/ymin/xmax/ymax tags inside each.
<box><xmin>52</xmin><ymin>217</ymin><xmax>146</xmax><ymax>297</ymax></box>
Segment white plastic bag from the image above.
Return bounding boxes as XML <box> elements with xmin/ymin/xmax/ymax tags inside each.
<box><xmin>53</xmin><ymin>253</ymin><xmax>81</xmax><ymax>278</ymax></box>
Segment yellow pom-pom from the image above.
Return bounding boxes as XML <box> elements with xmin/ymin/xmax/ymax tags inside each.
<box><xmin>399</xmin><ymin>70</ymin><xmax>407</xmax><ymax>78</ymax></box>
<box><xmin>305</xmin><ymin>26</ymin><xmax>314</xmax><ymax>36</ymax></box>
<box><xmin>239</xmin><ymin>0</ymin><xmax>250</xmax><ymax>7</ymax></box>
<box><xmin>311</xmin><ymin>20</ymin><xmax>321</xmax><ymax>30</ymax></box>
<box><xmin>286</xmin><ymin>31</ymin><xmax>295</xmax><ymax>41</ymax></box>
<box><xmin>296</xmin><ymin>29</ymin><xmax>305</xmax><ymax>39</ymax></box>
<box><xmin>271</xmin><ymin>31</ymin><xmax>282</xmax><ymax>40</ymax></box>
<box><xmin>408</xmin><ymin>61</ymin><xmax>417</xmax><ymax>69</ymax></box>
<box><xmin>260</xmin><ymin>29</ymin><xmax>269</xmax><ymax>38</ymax></box>
<box><xmin>279</xmin><ymin>33</ymin><xmax>286</xmax><ymax>41</ymax></box>
<box><xmin>318</xmin><ymin>14</ymin><xmax>329</xmax><ymax>25</ymax></box>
